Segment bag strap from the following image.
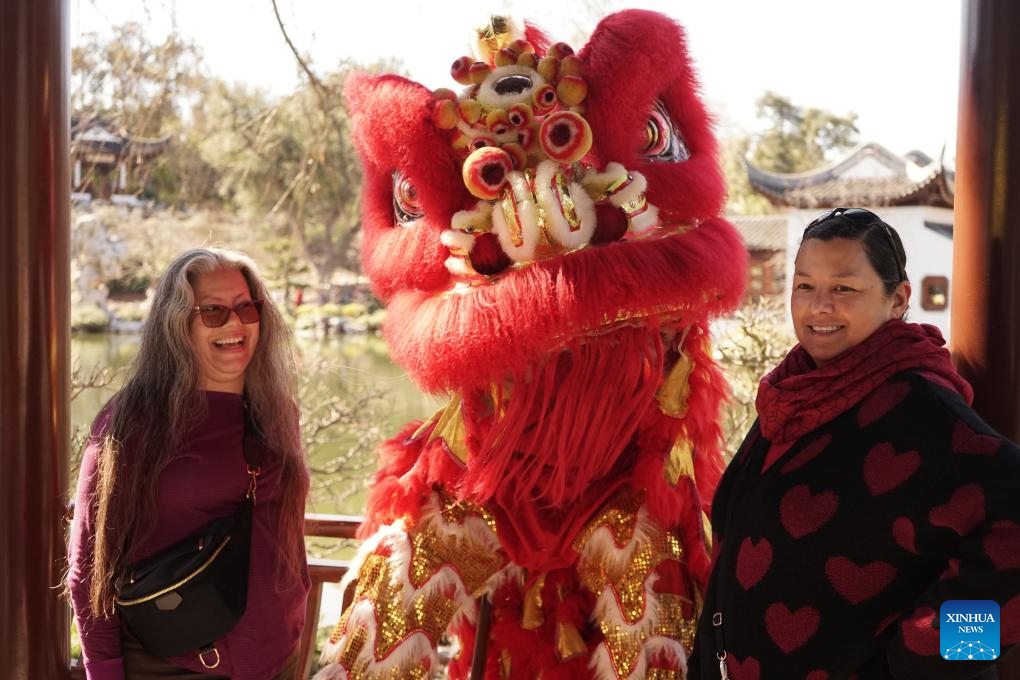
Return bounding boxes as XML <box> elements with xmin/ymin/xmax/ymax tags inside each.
<box><xmin>241</xmin><ymin>396</ymin><xmax>265</xmax><ymax>504</ymax></box>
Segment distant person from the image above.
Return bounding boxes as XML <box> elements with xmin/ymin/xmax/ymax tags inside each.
<box><xmin>68</xmin><ymin>247</ymin><xmax>310</xmax><ymax>679</ymax></box>
<box><xmin>688</xmin><ymin>208</ymin><xmax>1020</xmax><ymax>678</ymax></box>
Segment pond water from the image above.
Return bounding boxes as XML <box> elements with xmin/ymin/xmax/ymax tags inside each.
<box><xmin>71</xmin><ymin>332</ymin><xmax>444</xmax><ymax>517</ymax></box>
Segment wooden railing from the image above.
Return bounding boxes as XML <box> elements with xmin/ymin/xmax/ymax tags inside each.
<box><xmin>68</xmin><ymin>512</ymin><xmax>364</xmax><ymax>680</ymax></box>
<box><xmin>296</xmin><ymin>513</ymin><xmax>363</xmax><ymax>680</ymax></box>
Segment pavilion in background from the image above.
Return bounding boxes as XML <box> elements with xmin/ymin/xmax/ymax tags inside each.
<box><xmin>70</xmin><ymin>116</ymin><xmax>170</xmax><ymax>206</ymax></box>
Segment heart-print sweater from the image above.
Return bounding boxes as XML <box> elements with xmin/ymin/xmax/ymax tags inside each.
<box><xmin>688</xmin><ymin>372</ymin><xmax>1020</xmax><ymax>679</ymax></box>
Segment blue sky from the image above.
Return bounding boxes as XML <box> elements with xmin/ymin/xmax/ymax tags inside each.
<box><xmin>74</xmin><ymin>0</ymin><xmax>963</xmax><ymax>158</ymax></box>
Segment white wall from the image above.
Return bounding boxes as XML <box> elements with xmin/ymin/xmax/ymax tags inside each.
<box><xmin>783</xmin><ymin>206</ymin><xmax>954</xmax><ymax>340</ymax></box>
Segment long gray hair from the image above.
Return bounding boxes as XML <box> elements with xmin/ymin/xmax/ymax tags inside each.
<box><xmin>89</xmin><ymin>247</ymin><xmax>307</xmax><ymax>616</ymax></box>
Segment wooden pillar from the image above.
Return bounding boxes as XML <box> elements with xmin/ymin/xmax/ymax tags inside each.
<box><xmin>0</xmin><ymin>0</ymin><xmax>71</xmax><ymax>676</ymax></box>
<box><xmin>951</xmin><ymin>0</ymin><xmax>1020</xmax><ymax>445</ymax></box>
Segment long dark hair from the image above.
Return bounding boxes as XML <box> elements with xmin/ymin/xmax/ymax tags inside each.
<box><xmin>87</xmin><ymin>247</ymin><xmax>307</xmax><ymax>616</ymax></box>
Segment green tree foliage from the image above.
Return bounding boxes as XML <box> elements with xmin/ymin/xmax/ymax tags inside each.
<box><xmin>193</xmin><ymin>72</ymin><xmax>356</xmax><ymax>286</ymax></box>
<box><xmin>72</xmin><ymin>22</ymin><xmax>203</xmax><ymax>136</ymax></box>
<box><xmin>751</xmin><ymin>91</ymin><xmax>859</xmax><ymax>173</ymax></box>
<box><xmin>194</xmin><ymin>59</ymin><xmax>399</xmax><ymax>287</ymax></box>
<box><xmin>723</xmin><ymin>91</ymin><xmax>859</xmax><ymax>214</ymax></box>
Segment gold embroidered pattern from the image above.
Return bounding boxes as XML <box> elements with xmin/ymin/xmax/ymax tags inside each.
<box><xmin>409</xmin><ymin>524</ymin><xmax>504</xmax><ymax>595</ymax></box>
<box><xmin>344</xmin><ymin>661</ymin><xmax>430</xmax><ymax>680</ymax></box>
<box><xmin>599</xmin><ymin>623</ymin><xmax>643</xmax><ymax>678</ymax></box>
<box><xmin>337</xmin><ymin>625</ymin><xmax>366</xmax><ymax>669</ymax></box>
<box><xmin>575</xmin><ymin>496</ymin><xmax>690</xmax><ymax>678</ymax></box>
<box><xmin>332</xmin><ymin>554</ymin><xmax>457</xmax><ymax>664</ymax></box>
<box><xmin>440</xmin><ymin>495</ymin><xmax>498</xmax><ymax>535</ymax></box>
<box><xmin>572</xmin><ymin>491</ymin><xmax>642</xmax><ymax>553</ymax></box>
<box><xmin>613</xmin><ymin>532</ymin><xmax>683</xmax><ymax>624</ymax></box>
<box><xmin>646</xmin><ymin>669</ymin><xmax>682</xmax><ymax>680</ymax></box>
<box><xmin>654</xmin><ymin>594</ymin><xmax>698</xmax><ymax>654</ymax></box>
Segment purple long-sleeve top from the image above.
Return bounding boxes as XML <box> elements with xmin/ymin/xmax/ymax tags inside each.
<box><xmin>68</xmin><ymin>391</ymin><xmax>310</xmax><ymax>680</ymax></box>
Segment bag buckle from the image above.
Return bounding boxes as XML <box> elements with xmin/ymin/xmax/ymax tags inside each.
<box><xmin>198</xmin><ymin>645</ymin><xmax>221</xmax><ymax>669</ymax></box>
<box><xmin>246</xmin><ymin>465</ymin><xmax>261</xmax><ymax>503</ymax></box>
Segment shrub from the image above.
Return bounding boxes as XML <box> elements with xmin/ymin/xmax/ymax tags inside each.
<box><xmin>319</xmin><ymin>303</ymin><xmax>343</xmax><ymax>318</ymax></box>
<box><xmin>113</xmin><ymin>302</ymin><xmax>147</xmax><ymax>322</ymax></box>
<box><xmin>714</xmin><ymin>300</ymin><xmax>793</xmax><ymax>458</ymax></box>
<box><xmin>340</xmin><ymin>302</ymin><xmax>367</xmax><ymax>318</ymax></box>
<box><xmin>71</xmin><ymin>305</ymin><xmax>110</xmax><ymax>333</ymax></box>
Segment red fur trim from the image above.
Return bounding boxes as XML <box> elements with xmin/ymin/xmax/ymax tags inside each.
<box><xmin>460</xmin><ymin>324</ymin><xmax>664</xmax><ymax>507</ymax></box>
<box><xmin>581</xmin><ymin>10</ymin><xmax>727</xmax><ymax>222</ymax></box>
<box><xmin>523</xmin><ymin>22</ymin><xmax>551</xmax><ymax>57</ymax></box>
<box><xmin>385</xmin><ymin>217</ymin><xmax>745</xmax><ymax>393</ymax></box>
<box><xmin>357</xmin><ymin>422</ymin><xmax>433</xmax><ymax>538</ymax></box>
<box><xmin>344</xmin><ymin>74</ymin><xmax>465</xmax><ymax>301</ymax></box>
<box><xmin>630</xmin><ymin>327</ymin><xmax>727</xmax><ymax>590</ymax></box>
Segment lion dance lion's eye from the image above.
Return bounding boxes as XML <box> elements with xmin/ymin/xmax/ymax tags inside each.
<box><xmin>640</xmin><ymin>100</ymin><xmax>690</xmax><ymax>162</ymax></box>
<box><xmin>392</xmin><ymin>170</ymin><xmax>423</xmax><ymax>226</ymax></box>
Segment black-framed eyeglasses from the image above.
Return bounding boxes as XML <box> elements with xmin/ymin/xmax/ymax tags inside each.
<box><xmin>192</xmin><ymin>300</ymin><xmax>264</xmax><ymax>328</ymax></box>
<box><xmin>803</xmin><ymin>207</ymin><xmax>906</xmax><ymax>284</ymax></box>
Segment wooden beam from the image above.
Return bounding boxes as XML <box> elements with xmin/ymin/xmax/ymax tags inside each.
<box><xmin>951</xmin><ymin>0</ymin><xmax>1020</xmax><ymax>444</ymax></box>
<box><xmin>0</xmin><ymin>0</ymin><xmax>71</xmax><ymax>676</ymax></box>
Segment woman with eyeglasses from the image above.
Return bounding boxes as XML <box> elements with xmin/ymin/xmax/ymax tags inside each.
<box><xmin>687</xmin><ymin>209</ymin><xmax>1020</xmax><ymax>679</ymax></box>
<box><xmin>68</xmin><ymin>247</ymin><xmax>310</xmax><ymax>679</ymax></box>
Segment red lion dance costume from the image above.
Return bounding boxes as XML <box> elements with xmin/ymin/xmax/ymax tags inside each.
<box><xmin>317</xmin><ymin>10</ymin><xmax>745</xmax><ymax>680</ymax></box>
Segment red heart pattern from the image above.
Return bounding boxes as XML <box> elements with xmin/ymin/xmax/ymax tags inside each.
<box><xmin>901</xmin><ymin>606</ymin><xmax>939</xmax><ymax>655</ymax></box>
<box><xmin>780</xmin><ymin>434</ymin><xmax>832</xmax><ymax>475</ymax></box>
<box><xmin>726</xmin><ymin>655</ymin><xmax>760</xmax><ymax>680</ymax></box>
<box><xmin>929</xmin><ymin>484</ymin><xmax>985</xmax><ymax>535</ymax></box>
<box><xmin>952</xmin><ymin>420</ymin><xmax>1001</xmax><ymax>456</ymax></box>
<box><xmin>892</xmin><ymin>517</ymin><xmax>917</xmax><ymax>554</ymax></box>
<box><xmin>856</xmin><ymin>380</ymin><xmax>911</xmax><ymax>428</ymax></box>
<box><xmin>1003</xmin><ymin>594</ymin><xmax>1020</xmax><ymax>643</ymax></box>
<box><xmin>780</xmin><ymin>485</ymin><xmax>839</xmax><ymax>538</ymax></box>
<box><xmin>863</xmin><ymin>443</ymin><xmax>920</xmax><ymax>495</ymax></box>
<box><xmin>824</xmin><ymin>556</ymin><xmax>896</xmax><ymax>604</ymax></box>
<box><xmin>736</xmin><ymin>537</ymin><xmax>773</xmax><ymax>590</ymax></box>
<box><xmin>765</xmin><ymin>602</ymin><xmax>820</xmax><ymax>653</ymax></box>
<box><xmin>983</xmin><ymin>521</ymin><xmax>1020</xmax><ymax>570</ymax></box>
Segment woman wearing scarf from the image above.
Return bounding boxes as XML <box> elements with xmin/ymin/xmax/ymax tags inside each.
<box><xmin>688</xmin><ymin>208</ymin><xmax>1020</xmax><ymax>679</ymax></box>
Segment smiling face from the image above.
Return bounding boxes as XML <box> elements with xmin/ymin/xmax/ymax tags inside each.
<box><xmin>189</xmin><ymin>268</ymin><xmax>260</xmax><ymax>393</ymax></box>
<box><xmin>792</xmin><ymin>237</ymin><xmax>911</xmax><ymax>366</ymax></box>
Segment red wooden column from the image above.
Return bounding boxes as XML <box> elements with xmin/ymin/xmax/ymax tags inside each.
<box><xmin>952</xmin><ymin>0</ymin><xmax>1020</xmax><ymax>444</ymax></box>
<box><xmin>953</xmin><ymin>4</ymin><xmax>1020</xmax><ymax>671</ymax></box>
<box><xmin>0</xmin><ymin>0</ymin><xmax>71</xmax><ymax>676</ymax></box>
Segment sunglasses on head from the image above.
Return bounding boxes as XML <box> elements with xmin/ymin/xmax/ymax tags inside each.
<box><xmin>803</xmin><ymin>207</ymin><xmax>906</xmax><ymax>284</ymax></box>
<box><xmin>192</xmin><ymin>300</ymin><xmax>264</xmax><ymax>328</ymax></box>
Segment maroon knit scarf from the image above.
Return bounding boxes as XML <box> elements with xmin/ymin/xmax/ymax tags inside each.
<box><xmin>756</xmin><ymin>320</ymin><xmax>973</xmax><ymax>444</ymax></box>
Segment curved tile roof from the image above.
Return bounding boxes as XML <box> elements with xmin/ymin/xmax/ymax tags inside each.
<box><xmin>746</xmin><ymin>142</ymin><xmax>954</xmax><ymax>209</ymax></box>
